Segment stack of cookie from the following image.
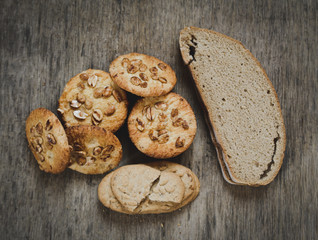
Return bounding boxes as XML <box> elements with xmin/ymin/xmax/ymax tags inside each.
<box><xmin>25</xmin><ymin>53</ymin><xmax>199</xmax><ymax>214</ymax></box>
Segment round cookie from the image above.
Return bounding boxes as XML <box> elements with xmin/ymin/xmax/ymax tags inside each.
<box><xmin>25</xmin><ymin>108</ymin><xmax>70</xmax><ymax>174</ymax></box>
<box><xmin>128</xmin><ymin>92</ymin><xmax>197</xmax><ymax>158</ymax></box>
<box><xmin>109</xmin><ymin>53</ymin><xmax>177</xmax><ymax>97</ymax></box>
<box><xmin>58</xmin><ymin>69</ymin><xmax>128</xmax><ymax>132</ymax></box>
<box><xmin>66</xmin><ymin>125</ymin><xmax>122</xmax><ymax>175</ymax></box>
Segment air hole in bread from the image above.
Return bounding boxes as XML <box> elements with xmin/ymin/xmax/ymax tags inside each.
<box><xmin>267</xmin><ymin>90</ymin><xmax>270</xmax><ymax>94</ymax></box>
<box><xmin>222</xmin><ymin>98</ymin><xmax>226</xmax><ymax>101</ymax></box>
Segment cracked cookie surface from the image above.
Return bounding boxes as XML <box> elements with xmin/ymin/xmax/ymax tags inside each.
<box><xmin>128</xmin><ymin>92</ymin><xmax>197</xmax><ymax>158</ymax></box>
<box><xmin>109</xmin><ymin>53</ymin><xmax>177</xmax><ymax>97</ymax></box>
<box><xmin>66</xmin><ymin>125</ymin><xmax>122</xmax><ymax>175</ymax></box>
<box><xmin>58</xmin><ymin>69</ymin><xmax>128</xmax><ymax>132</ymax></box>
<box><xmin>25</xmin><ymin>108</ymin><xmax>70</xmax><ymax>173</ymax></box>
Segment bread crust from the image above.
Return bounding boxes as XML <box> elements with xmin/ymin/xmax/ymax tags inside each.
<box><xmin>179</xmin><ymin>27</ymin><xmax>286</xmax><ymax>186</ymax></box>
<box><xmin>127</xmin><ymin>92</ymin><xmax>197</xmax><ymax>159</ymax></box>
<box><xmin>25</xmin><ymin>108</ymin><xmax>70</xmax><ymax>173</ymax></box>
<box><xmin>66</xmin><ymin>125</ymin><xmax>122</xmax><ymax>175</ymax></box>
<box><xmin>109</xmin><ymin>53</ymin><xmax>177</xmax><ymax>97</ymax></box>
<box><xmin>58</xmin><ymin>69</ymin><xmax>128</xmax><ymax>133</ymax></box>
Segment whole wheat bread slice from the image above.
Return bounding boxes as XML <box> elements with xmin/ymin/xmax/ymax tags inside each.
<box><xmin>179</xmin><ymin>27</ymin><xmax>286</xmax><ymax>186</ymax></box>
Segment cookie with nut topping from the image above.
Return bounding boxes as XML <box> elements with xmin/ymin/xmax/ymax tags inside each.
<box><xmin>128</xmin><ymin>92</ymin><xmax>197</xmax><ymax>158</ymax></box>
<box><xmin>66</xmin><ymin>125</ymin><xmax>122</xmax><ymax>175</ymax></box>
<box><xmin>25</xmin><ymin>108</ymin><xmax>70</xmax><ymax>174</ymax></box>
<box><xmin>58</xmin><ymin>69</ymin><xmax>128</xmax><ymax>132</ymax></box>
<box><xmin>109</xmin><ymin>53</ymin><xmax>177</xmax><ymax>97</ymax></box>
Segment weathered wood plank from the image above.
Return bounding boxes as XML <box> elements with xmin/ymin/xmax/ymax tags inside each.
<box><xmin>0</xmin><ymin>0</ymin><xmax>317</xmax><ymax>239</ymax></box>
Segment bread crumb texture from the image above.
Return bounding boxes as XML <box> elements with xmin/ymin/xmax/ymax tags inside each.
<box><xmin>180</xmin><ymin>27</ymin><xmax>286</xmax><ymax>185</ymax></box>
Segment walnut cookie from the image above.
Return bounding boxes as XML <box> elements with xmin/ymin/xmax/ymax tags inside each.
<box><xmin>25</xmin><ymin>108</ymin><xmax>70</xmax><ymax>174</ymax></box>
<box><xmin>97</xmin><ymin>161</ymin><xmax>200</xmax><ymax>214</ymax></box>
<box><xmin>109</xmin><ymin>53</ymin><xmax>177</xmax><ymax>97</ymax></box>
<box><xmin>127</xmin><ymin>92</ymin><xmax>197</xmax><ymax>159</ymax></box>
<box><xmin>58</xmin><ymin>69</ymin><xmax>128</xmax><ymax>132</ymax></box>
<box><xmin>66</xmin><ymin>125</ymin><xmax>122</xmax><ymax>175</ymax></box>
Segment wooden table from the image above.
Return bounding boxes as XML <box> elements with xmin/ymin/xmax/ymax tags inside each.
<box><xmin>1</xmin><ymin>0</ymin><xmax>317</xmax><ymax>239</ymax></box>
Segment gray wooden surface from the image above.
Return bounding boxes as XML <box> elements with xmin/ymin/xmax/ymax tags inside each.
<box><xmin>1</xmin><ymin>0</ymin><xmax>317</xmax><ymax>239</ymax></box>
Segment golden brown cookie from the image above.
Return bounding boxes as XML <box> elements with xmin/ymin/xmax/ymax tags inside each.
<box><xmin>109</xmin><ymin>53</ymin><xmax>177</xmax><ymax>97</ymax></box>
<box><xmin>25</xmin><ymin>108</ymin><xmax>70</xmax><ymax>174</ymax></box>
<box><xmin>66</xmin><ymin>125</ymin><xmax>122</xmax><ymax>175</ymax></box>
<box><xmin>58</xmin><ymin>69</ymin><xmax>128</xmax><ymax>132</ymax></box>
<box><xmin>127</xmin><ymin>92</ymin><xmax>197</xmax><ymax>158</ymax></box>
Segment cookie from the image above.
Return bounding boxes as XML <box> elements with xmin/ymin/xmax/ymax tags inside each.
<box><xmin>25</xmin><ymin>108</ymin><xmax>70</xmax><ymax>174</ymax></box>
<box><xmin>66</xmin><ymin>125</ymin><xmax>122</xmax><ymax>175</ymax></box>
<box><xmin>58</xmin><ymin>69</ymin><xmax>128</xmax><ymax>132</ymax></box>
<box><xmin>127</xmin><ymin>92</ymin><xmax>197</xmax><ymax>158</ymax></box>
<box><xmin>109</xmin><ymin>53</ymin><xmax>177</xmax><ymax>97</ymax></box>
<box><xmin>98</xmin><ymin>161</ymin><xmax>200</xmax><ymax>214</ymax></box>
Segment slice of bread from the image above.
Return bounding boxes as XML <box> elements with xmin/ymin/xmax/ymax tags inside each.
<box><xmin>179</xmin><ymin>27</ymin><xmax>286</xmax><ymax>186</ymax></box>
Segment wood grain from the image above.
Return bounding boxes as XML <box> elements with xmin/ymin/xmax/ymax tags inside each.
<box><xmin>0</xmin><ymin>0</ymin><xmax>317</xmax><ymax>239</ymax></box>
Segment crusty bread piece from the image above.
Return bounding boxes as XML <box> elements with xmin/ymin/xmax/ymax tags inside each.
<box><xmin>179</xmin><ymin>27</ymin><xmax>286</xmax><ymax>186</ymax></box>
<box><xmin>98</xmin><ymin>161</ymin><xmax>200</xmax><ymax>214</ymax></box>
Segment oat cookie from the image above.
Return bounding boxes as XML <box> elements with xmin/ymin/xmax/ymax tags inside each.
<box><xmin>25</xmin><ymin>108</ymin><xmax>70</xmax><ymax>173</ymax></box>
<box><xmin>128</xmin><ymin>92</ymin><xmax>197</xmax><ymax>158</ymax></box>
<box><xmin>58</xmin><ymin>69</ymin><xmax>128</xmax><ymax>132</ymax></box>
<box><xmin>109</xmin><ymin>53</ymin><xmax>177</xmax><ymax>97</ymax></box>
<box><xmin>98</xmin><ymin>161</ymin><xmax>200</xmax><ymax>214</ymax></box>
<box><xmin>66</xmin><ymin>125</ymin><xmax>122</xmax><ymax>175</ymax></box>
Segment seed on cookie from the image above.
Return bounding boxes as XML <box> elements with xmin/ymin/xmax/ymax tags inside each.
<box><xmin>102</xmin><ymin>86</ymin><xmax>113</xmax><ymax>98</ymax></box>
<box><xmin>36</xmin><ymin>122</ymin><xmax>43</xmax><ymax>135</ymax></box>
<box><xmin>158</xmin><ymin>63</ymin><xmax>167</xmax><ymax>71</ymax></box>
<box><xmin>158</xmin><ymin>77</ymin><xmax>167</xmax><ymax>84</ymax></box>
<box><xmin>121</xmin><ymin>58</ymin><xmax>130</xmax><ymax>67</ymax></box>
<box><xmin>88</xmin><ymin>75</ymin><xmax>98</xmax><ymax>87</ymax></box>
<box><xmin>84</xmin><ymin>99</ymin><xmax>93</xmax><ymax>110</ymax></box>
<box><xmin>47</xmin><ymin>133</ymin><xmax>57</xmax><ymax>145</ymax></box>
<box><xmin>171</xmin><ymin>108</ymin><xmax>178</xmax><ymax>118</ymax></box>
<box><xmin>139</xmin><ymin>82</ymin><xmax>148</xmax><ymax>88</ymax></box>
<box><xmin>70</xmin><ymin>99</ymin><xmax>81</xmax><ymax>108</ymax></box>
<box><xmin>172</xmin><ymin>118</ymin><xmax>183</xmax><ymax>127</ymax></box>
<box><xmin>139</xmin><ymin>64</ymin><xmax>147</xmax><ymax>72</ymax></box>
<box><xmin>93</xmin><ymin>109</ymin><xmax>103</xmax><ymax>122</ymax></box>
<box><xmin>93</xmin><ymin>146</ymin><xmax>103</xmax><ymax>156</ymax></box>
<box><xmin>73</xmin><ymin>110</ymin><xmax>88</xmax><ymax>119</ymax></box>
<box><xmin>80</xmin><ymin>73</ymin><xmax>89</xmax><ymax>81</ymax></box>
<box><xmin>175</xmin><ymin>137</ymin><xmax>185</xmax><ymax>148</ymax></box>
<box><xmin>77</xmin><ymin>93</ymin><xmax>86</xmax><ymax>103</ymax></box>
<box><xmin>93</xmin><ymin>87</ymin><xmax>105</xmax><ymax>98</ymax></box>
<box><xmin>139</xmin><ymin>73</ymin><xmax>148</xmax><ymax>81</ymax></box>
<box><xmin>45</xmin><ymin>119</ymin><xmax>53</xmax><ymax>131</ymax></box>
<box><xmin>104</xmin><ymin>104</ymin><xmax>116</xmax><ymax>116</ymax></box>
<box><xmin>130</xmin><ymin>76</ymin><xmax>142</xmax><ymax>86</ymax></box>
<box><xmin>113</xmin><ymin>90</ymin><xmax>122</xmax><ymax>103</ymax></box>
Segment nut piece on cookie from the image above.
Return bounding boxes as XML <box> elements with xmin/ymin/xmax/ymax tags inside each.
<box><xmin>25</xmin><ymin>108</ymin><xmax>70</xmax><ymax>174</ymax></box>
<box><xmin>97</xmin><ymin>161</ymin><xmax>200</xmax><ymax>214</ymax></box>
<box><xmin>127</xmin><ymin>92</ymin><xmax>197</xmax><ymax>159</ymax></box>
<box><xmin>109</xmin><ymin>53</ymin><xmax>177</xmax><ymax>97</ymax></box>
<box><xmin>58</xmin><ymin>69</ymin><xmax>128</xmax><ymax>132</ymax></box>
<box><xmin>66</xmin><ymin>125</ymin><xmax>122</xmax><ymax>175</ymax></box>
